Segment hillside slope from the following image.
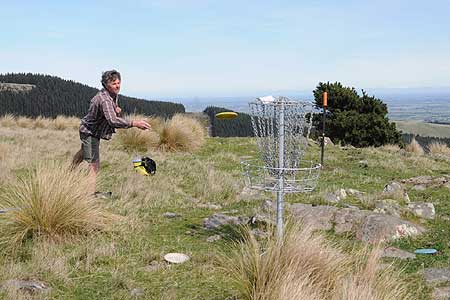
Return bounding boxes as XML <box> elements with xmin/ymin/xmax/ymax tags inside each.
<box><xmin>2</xmin><ymin>117</ymin><xmax>450</xmax><ymax>299</ymax></box>
<box><xmin>395</xmin><ymin>120</ymin><xmax>450</xmax><ymax>138</ymax></box>
<box><xmin>0</xmin><ymin>73</ymin><xmax>185</xmax><ymax>118</ymax></box>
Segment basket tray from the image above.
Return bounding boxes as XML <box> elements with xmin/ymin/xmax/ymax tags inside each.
<box><xmin>241</xmin><ymin>159</ymin><xmax>321</xmax><ymax>193</ymax></box>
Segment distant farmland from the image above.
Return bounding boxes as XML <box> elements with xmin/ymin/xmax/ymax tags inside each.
<box><xmin>394</xmin><ymin>120</ymin><xmax>450</xmax><ymax>138</ymax></box>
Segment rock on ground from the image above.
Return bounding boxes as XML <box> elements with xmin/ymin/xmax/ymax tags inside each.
<box><xmin>423</xmin><ymin>268</ymin><xmax>450</xmax><ymax>285</ymax></box>
<box><xmin>433</xmin><ymin>286</ymin><xmax>450</xmax><ymax>300</ymax></box>
<box><xmin>203</xmin><ymin>213</ymin><xmax>249</xmax><ymax>230</ymax></box>
<box><xmin>1</xmin><ymin>280</ymin><xmax>49</xmax><ymax>293</ymax></box>
<box><xmin>407</xmin><ymin>202</ymin><xmax>436</xmax><ymax>220</ymax></box>
<box><xmin>356</xmin><ymin>214</ymin><xmax>425</xmax><ymax>243</ymax></box>
<box><xmin>382</xmin><ymin>247</ymin><xmax>416</xmax><ymax>260</ymax></box>
<box><xmin>289</xmin><ymin>204</ymin><xmax>425</xmax><ymax>243</ymax></box>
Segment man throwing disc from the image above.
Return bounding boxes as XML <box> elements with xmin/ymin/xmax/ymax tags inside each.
<box><xmin>73</xmin><ymin>70</ymin><xmax>150</xmax><ymax>195</ymax></box>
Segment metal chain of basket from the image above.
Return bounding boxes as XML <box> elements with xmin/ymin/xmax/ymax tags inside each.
<box><xmin>241</xmin><ymin>96</ymin><xmax>321</xmax><ymax>237</ymax></box>
<box><xmin>243</xmin><ymin>96</ymin><xmax>320</xmax><ymax>193</ymax></box>
<box><xmin>250</xmin><ymin>96</ymin><xmax>310</xmax><ymax>171</ymax></box>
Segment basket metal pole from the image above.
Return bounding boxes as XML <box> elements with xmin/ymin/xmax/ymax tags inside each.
<box><xmin>277</xmin><ymin>101</ymin><xmax>285</xmax><ymax>238</ymax></box>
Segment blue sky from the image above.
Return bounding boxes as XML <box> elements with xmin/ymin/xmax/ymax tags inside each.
<box><xmin>1</xmin><ymin>0</ymin><xmax>449</xmax><ymax>97</ymax></box>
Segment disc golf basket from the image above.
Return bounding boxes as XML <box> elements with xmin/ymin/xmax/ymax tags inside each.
<box><xmin>241</xmin><ymin>96</ymin><xmax>321</xmax><ymax>237</ymax></box>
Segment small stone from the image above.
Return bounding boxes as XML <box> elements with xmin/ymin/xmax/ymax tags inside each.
<box><xmin>382</xmin><ymin>181</ymin><xmax>410</xmax><ymax>203</ymax></box>
<box><xmin>248</xmin><ymin>214</ymin><xmax>275</xmax><ymax>226</ymax></box>
<box><xmin>163</xmin><ymin>212</ymin><xmax>178</xmax><ymax>218</ymax></box>
<box><xmin>346</xmin><ymin>188</ymin><xmax>365</xmax><ymax>199</ymax></box>
<box><xmin>423</xmin><ymin>268</ymin><xmax>450</xmax><ymax>285</ymax></box>
<box><xmin>383</xmin><ymin>181</ymin><xmax>403</xmax><ymax>194</ymax></box>
<box><xmin>130</xmin><ymin>288</ymin><xmax>144</xmax><ymax>297</ymax></box>
<box><xmin>324</xmin><ymin>192</ymin><xmax>341</xmax><ymax>203</ymax></box>
<box><xmin>373</xmin><ymin>200</ymin><xmax>402</xmax><ymax>218</ymax></box>
<box><xmin>433</xmin><ymin>286</ymin><xmax>450</xmax><ymax>300</ymax></box>
<box><xmin>203</xmin><ymin>213</ymin><xmax>248</xmax><ymax>230</ymax></box>
<box><xmin>407</xmin><ymin>202</ymin><xmax>436</xmax><ymax>220</ymax></box>
<box><xmin>1</xmin><ymin>280</ymin><xmax>49</xmax><ymax>293</ymax></box>
<box><xmin>359</xmin><ymin>160</ymin><xmax>369</xmax><ymax>168</ymax></box>
<box><xmin>442</xmin><ymin>215</ymin><xmax>450</xmax><ymax>221</ymax></box>
<box><xmin>144</xmin><ymin>261</ymin><xmax>165</xmax><ymax>272</ymax></box>
<box><xmin>206</xmin><ymin>235</ymin><xmax>222</xmax><ymax>243</ymax></box>
<box><xmin>240</xmin><ymin>187</ymin><xmax>260</xmax><ymax>199</ymax></box>
<box><xmin>250</xmin><ymin>228</ymin><xmax>269</xmax><ymax>238</ymax></box>
<box><xmin>412</xmin><ymin>185</ymin><xmax>427</xmax><ymax>191</ymax></box>
<box><xmin>382</xmin><ymin>247</ymin><xmax>416</xmax><ymax>260</ymax></box>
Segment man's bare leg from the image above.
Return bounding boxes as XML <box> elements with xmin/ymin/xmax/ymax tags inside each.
<box><xmin>89</xmin><ymin>161</ymin><xmax>100</xmax><ymax>195</ymax></box>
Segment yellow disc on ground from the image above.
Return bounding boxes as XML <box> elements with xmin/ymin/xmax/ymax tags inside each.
<box><xmin>215</xmin><ymin>111</ymin><xmax>238</xmax><ymax>119</ymax></box>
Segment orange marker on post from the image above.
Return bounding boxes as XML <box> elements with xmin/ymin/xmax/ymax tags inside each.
<box><xmin>323</xmin><ymin>91</ymin><xmax>328</xmax><ymax>107</ymax></box>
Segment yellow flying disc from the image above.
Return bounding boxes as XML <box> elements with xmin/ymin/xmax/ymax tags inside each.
<box><xmin>215</xmin><ymin>112</ymin><xmax>238</xmax><ymax>119</ymax></box>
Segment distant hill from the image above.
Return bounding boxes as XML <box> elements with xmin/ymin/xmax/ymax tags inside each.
<box><xmin>0</xmin><ymin>73</ymin><xmax>185</xmax><ymax>118</ymax></box>
<box><xmin>395</xmin><ymin>120</ymin><xmax>450</xmax><ymax>138</ymax></box>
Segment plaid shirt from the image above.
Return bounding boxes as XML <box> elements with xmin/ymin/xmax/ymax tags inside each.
<box><xmin>80</xmin><ymin>89</ymin><xmax>132</xmax><ymax>140</ymax></box>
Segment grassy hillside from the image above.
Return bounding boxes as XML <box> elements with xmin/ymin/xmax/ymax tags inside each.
<box><xmin>395</xmin><ymin>120</ymin><xmax>450</xmax><ymax>138</ymax></box>
<box><xmin>2</xmin><ymin>116</ymin><xmax>450</xmax><ymax>299</ymax></box>
<box><xmin>0</xmin><ymin>73</ymin><xmax>184</xmax><ymax>118</ymax></box>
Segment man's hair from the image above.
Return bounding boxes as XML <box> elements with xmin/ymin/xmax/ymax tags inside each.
<box><xmin>101</xmin><ymin>70</ymin><xmax>121</xmax><ymax>88</ymax></box>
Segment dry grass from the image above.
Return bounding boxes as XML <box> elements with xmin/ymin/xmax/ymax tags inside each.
<box><xmin>116</xmin><ymin>114</ymin><xmax>206</xmax><ymax>153</ymax></box>
<box><xmin>51</xmin><ymin>115</ymin><xmax>72</xmax><ymax>130</ymax></box>
<box><xmin>115</xmin><ymin>127</ymin><xmax>156</xmax><ymax>152</ymax></box>
<box><xmin>33</xmin><ymin>116</ymin><xmax>49</xmax><ymax>129</ymax></box>
<box><xmin>404</xmin><ymin>138</ymin><xmax>424</xmax><ymax>155</ymax></box>
<box><xmin>428</xmin><ymin>141</ymin><xmax>450</xmax><ymax>157</ymax></box>
<box><xmin>0</xmin><ymin>114</ymin><xmax>16</xmax><ymax>127</ymax></box>
<box><xmin>0</xmin><ymin>115</ymin><xmax>79</xmax><ymax>130</ymax></box>
<box><xmin>156</xmin><ymin>114</ymin><xmax>206</xmax><ymax>152</ymax></box>
<box><xmin>380</xmin><ymin>144</ymin><xmax>401</xmax><ymax>153</ymax></box>
<box><xmin>0</xmin><ymin>161</ymin><xmax>120</xmax><ymax>251</ymax></box>
<box><xmin>115</xmin><ymin>115</ymin><xmax>161</xmax><ymax>152</ymax></box>
<box><xmin>225</xmin><ymin>223</ymin><xmax>413</xmax><ymax>300</ymax></box>
<box><xmin>0</xmin><ymin>143</ymin><xmax>8</xmax><ymax>161</ymax></box>
<box><xmin>15</xmin><ymin>116</ymin><xmax>33</xmax><ymax>128</ymax></box>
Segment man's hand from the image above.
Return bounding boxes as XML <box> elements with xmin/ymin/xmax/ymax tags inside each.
<box><xmin>132</xmin><ymin>120</ymin><xmax>151</xmax><ymax>130</ymax></box>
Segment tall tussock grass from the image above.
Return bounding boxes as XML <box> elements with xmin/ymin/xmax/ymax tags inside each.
<box><xmin>0</xmin><ymin>161</ymin><xmax>119</xmax><ymax>251</ymax></box>
<box><xmin>405</xmin><ymin>138</ymin><xmax>424</xmax><ymax>155</ymax></box>
<box><xmin>0</xmin><ymin>114</ymin><xmax>16</xmax><ymax>127</ymax></box>
<box><xmin>225</xmin><ymin>223</ymin><xmax>413</xmax><ymax>300</ymax></box>
<box><xmin>15</xmin><ymin>116</ymin><xmax>34</xmax><ymax>128</ymax></box>
<box><xmin>116</xmin><ymin>114</ymin><xmax>206</xmax><ymax>152</ymax></box>
<box><xmin>156</xmin><ymin>114</ymin><xmax>206</xmax><ymax>152</ymax></box>
<box><xmin>428</xmin><ymin>141</ymin><xmax>450</xmax><ymax>157</ymax></box>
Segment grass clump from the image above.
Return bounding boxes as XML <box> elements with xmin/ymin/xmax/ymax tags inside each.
<box><xmin>116</xmin><ymin>127</ymin><xmax>156</xmax><ymax>152</ymax></box>
<box><xmin>225</xmin><ymin>223</ymin><xmax>413</xmax><ymax>300</ymax></box>
<box><xmin>0</xmin><ymin>114</ymin><xmax>16</xmax><ymax>127</ymax></box>
<box><xmin>0</xmin><ymin>161</ymin><xmax>119</xmax><ymax>251</ymax></box>
<box><xmin>405</xmin><ymin>138</ymin><xmax>424</xmax><ymax>155</ymax></box>
<box><xmin>428</xmin><ymin>141</ymin><xmax>450</xmax><ymax>157</ymax></box>
<box><xmin>15</xmin><ymin>116</ymin><xmax>33</xmax><ymax>128</ymax></box>
<box><xmin>51</xmin><ymin>115</ymin><xmax>71</xmax><ymax>130</ymax></box>
<box><xmin>156</xmin><ymin>114</ymin><xmax>206</xmax><ymax>152</ymax></box>
<box><xmin>116</xmin><ymin>114</ymin><xmax>206</xmax><ymax>153</ymax></box>
<box><xmin>33</xmin><ymin>116</ymin><xmax>49</xmax><ymax>129</ymax></box>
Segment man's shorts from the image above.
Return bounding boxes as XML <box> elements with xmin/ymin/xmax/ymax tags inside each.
<box><xmin>80</xmin><ymin>132</ymin><xmax>100</xmax><ymax>163</ymax></box>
